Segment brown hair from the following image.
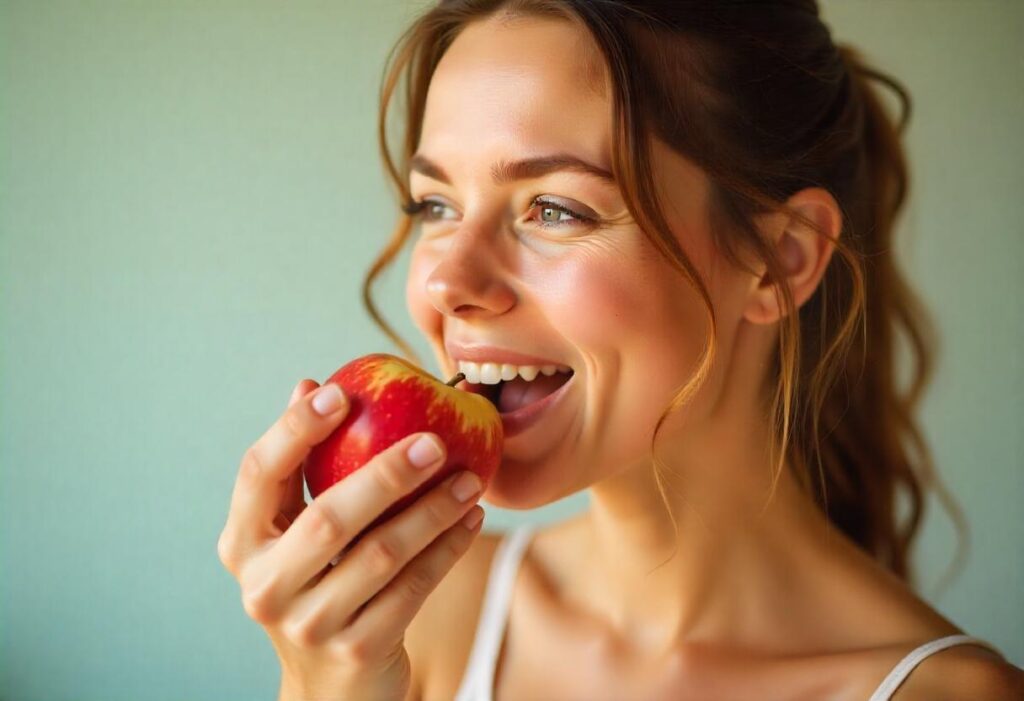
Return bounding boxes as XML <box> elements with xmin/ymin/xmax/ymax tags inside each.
<box><xmin>362</xmin><ymin>0</ymin><xmax>966</xmax><ymax>589</ymax></box>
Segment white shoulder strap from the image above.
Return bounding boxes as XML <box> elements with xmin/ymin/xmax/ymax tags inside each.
<box><xmin>868</xmin><ymin>633</ymin><xmax>1003</xmax><ymax>701</ymax></box>
<box><xmin>453</xmin><ymin>524</ymin><xmax>535</xmax><ymax>701</ymax></box>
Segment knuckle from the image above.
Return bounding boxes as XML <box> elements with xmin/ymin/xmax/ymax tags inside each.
<box><xmin>282</xmin><ymin>407</ymin><xmax>314</xmax><ymax>445</ymax></box>
<box><xmin>240</xmin><ymin>585</ymin><xmax>277</xmax><ymax>625</ymax></box>
<box><xmin>239</xmin><ymin>446</ymin><xmax>265</xmax><ymax>484</ymax></box>
<box><xmin>217</xmin><ymin>529</ymin><xmax>240</xmax><ymax>573</ymax></box>
<box><xmin>444</xmin><ymin>528</ymin><xmax>470</xmax><ymax>560</ymax></box>
<box><xmin>304</xmin><ymin>500</ymin><xmax>347</xmax><ymax>545</ymax></box>
<box><xmin>282</xmin><ymin>612</ymin><xmax>323</xmax><ymax>649</ymax></box>
<box><xmin>332</xmin><ymin>635</ymin><xmax>373</xmax><ymax>668</ymax></box>
<box><xmin>403</xmin><ymin>566</ymin><xmax>437</xmax><ymax>603</ymax></box>
<box><xmin>423</xmin><ymin>497</ymin><xmax>450</xmax><ymax>530</ymax></box>
<box><xmin>363</xmin><ymin>536</ymin><xmax>401</xmax><ymax>577</ymax></box>
<box><xmin>372</xmin><ymin>458</ymin><xmax>408</xmax><ymax>495</ymax></box>
<box><xmin>239</xmin><ymin>564</ymin><xmax>283</xmax><ymax>625</ymax></box>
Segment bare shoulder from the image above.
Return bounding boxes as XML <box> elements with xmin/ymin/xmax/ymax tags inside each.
<box><xmin>405</xmin><ymin>529</ymin><xmax>503</xmax><ymax>700</ymax></box>
<box><xmin>802</xmin><ymin>533</ymin><xmax>1024</xmax><ymax>699</ymax></box>
<box><xmin>891</xmin><ymin>644</ymin><xmax>1024</xmax><ymax>700</ymax></box>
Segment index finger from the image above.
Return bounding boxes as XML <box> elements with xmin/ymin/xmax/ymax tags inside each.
<box><xmin>226</xmin><ymin>381</ymin><xmax>349</xmax><ymax>553</ymax></box>
<box><xmin>279</xmin><ymin>379</ymin><xmax>320</xmax><ymax>525</ymax></box>
<box><xmin>289</xmin><ymin>378</ymin><xmax>319</xmax><ymax>408</ymax></box>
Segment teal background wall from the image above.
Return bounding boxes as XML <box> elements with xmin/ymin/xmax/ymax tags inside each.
<box><xmin>1</xmin><ymin>1</ymin><xmax>1020</xmax><ymax>698</ymax></box>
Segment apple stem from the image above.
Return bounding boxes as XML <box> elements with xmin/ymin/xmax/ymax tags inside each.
<box><xmin>446</xmin><ymin>372</ymin><xmax>466</xmax><ymax>387</ymax></box>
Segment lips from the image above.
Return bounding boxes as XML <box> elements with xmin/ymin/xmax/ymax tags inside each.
<box><xmin>444</xmin><ymin>341</ymin><xmax>570</xmax><ymax>370</ymax></box>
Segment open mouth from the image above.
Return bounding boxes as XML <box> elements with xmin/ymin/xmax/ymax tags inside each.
<box><xmin>463</xmin><ymin>369</ymin><xmax>575</xmax><ymax>415</ymax></box>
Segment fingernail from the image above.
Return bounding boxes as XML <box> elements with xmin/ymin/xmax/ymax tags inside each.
<box><xmin>312</xmin><ymin>384</ymin><xmax>345</xmax><ymax>415</ymax></box>
<box><xmin>450</xmin><ymin>472</ymin><xmax>481</xmax><ymax>502</ymax></box>
<box><xmin>407</xmin><ymin>433</ymin><xmax>444</xmax><ymax>469</ymax></box>
<box><xmin>462</xmin><ymin>506</ymin><xmax>484</xmax><ymax>530</ymax></box>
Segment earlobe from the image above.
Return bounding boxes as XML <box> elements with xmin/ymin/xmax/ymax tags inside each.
<box><xmin>742</xmin><ymin>187</ymin><xmax>842</xmax><ymax>325</ymax></box>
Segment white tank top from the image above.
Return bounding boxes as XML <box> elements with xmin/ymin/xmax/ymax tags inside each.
<box><xmin>453</xmin><ymin>524</ymin><xmax>1005</xmax><ymax>701</ymax></box>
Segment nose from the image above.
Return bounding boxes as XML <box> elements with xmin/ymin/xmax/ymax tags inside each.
<box><xmin>424</xmin><ymin>227</ymin><xmax>517</xmax><ymax>319</ymax></box>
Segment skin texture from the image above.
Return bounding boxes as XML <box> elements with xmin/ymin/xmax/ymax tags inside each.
<box><xmin>402</xmin><ymin>13</ymin><xmax>1022</xmax><ymax>701</ymax></box>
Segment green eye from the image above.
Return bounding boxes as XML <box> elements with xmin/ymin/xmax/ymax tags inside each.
<box><xmin>531</xmin><ymin>197</ymin><xmax>592</xmax><ymax>229</ymax></box>
<box><xmin>540</xmin><ymin>205</ymin><xmax>566</xmax><ymax>223</ymax></box>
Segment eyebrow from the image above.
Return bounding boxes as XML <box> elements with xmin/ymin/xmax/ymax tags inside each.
<box><xmin>409</xmin><ymin>152</ymin><xmax>616</xmax><ymax>186</ymax></box>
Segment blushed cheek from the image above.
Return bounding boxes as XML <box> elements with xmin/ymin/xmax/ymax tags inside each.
<box><xmin>544</xmin><ymin>251</ymin><xmax>701</xmax><ymax>358</ymax></box>
<box><xmin>544</xmin><ymin>247</ymin><xmax>711</xmax><ymax>472</ymax></box>
<box><xmin>551</xmin><ymin>260</ymin><xmax>640</xmax><ymax>345</ymax></box>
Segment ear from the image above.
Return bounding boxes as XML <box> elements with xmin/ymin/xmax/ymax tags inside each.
<box><xmin>743</xmin><ymin>187</ymin><xmax>843</xmax><ymax>325</ymax></box>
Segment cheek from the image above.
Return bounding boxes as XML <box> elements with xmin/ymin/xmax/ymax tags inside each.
<box><xmin>543</xmin><ymin>243</ymin><xmax>705</xmax><ymax>354</ymax></box>
<box><xmin>542</xmin><ymin>241</ymin><xmax>712</xmax><ymax>479</ymax></box>
<box><xmin>537</xmin><ymin>243</ymin><xmax>639</xmax><ymax>349</ymax></box>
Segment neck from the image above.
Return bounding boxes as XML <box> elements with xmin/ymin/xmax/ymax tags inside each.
<box><xmin>573</xmin><ymin>402</ymin><xmax>844</xmax><ymax>656</ymax></box>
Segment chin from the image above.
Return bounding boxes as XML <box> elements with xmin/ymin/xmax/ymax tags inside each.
<box><xmin>481</xmin><ymin>454</ymin><xmax>582</xmax><ymax>509</ymax></box>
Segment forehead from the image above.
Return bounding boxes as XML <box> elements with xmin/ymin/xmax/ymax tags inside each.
<box><xmin>417</xmin><ymin>15</ymin><xmax>611</xmax><ymax>169</ymax></box>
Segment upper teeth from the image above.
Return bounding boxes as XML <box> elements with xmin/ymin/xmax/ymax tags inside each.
<box><xmin>457</xmin><ymin>360</ymin><xmax>572</xmax><ymax>384</ymax></box>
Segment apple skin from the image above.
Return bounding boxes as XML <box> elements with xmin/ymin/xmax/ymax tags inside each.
<box><xmin>303</xmin><ymin>353</ymin><xmax>502</xmax><ymax>535</ymax></box>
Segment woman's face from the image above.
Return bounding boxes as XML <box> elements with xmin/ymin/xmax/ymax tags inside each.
<box><xmin>405</xmin><ymin>15</ymin><xmax>751</xmax><ymax>508</ymax></box>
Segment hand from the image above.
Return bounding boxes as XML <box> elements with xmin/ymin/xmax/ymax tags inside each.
<box><xmin>217</xmin><ymin>379</ymin><xmax>485</xmax><ymax>701</ymax></box>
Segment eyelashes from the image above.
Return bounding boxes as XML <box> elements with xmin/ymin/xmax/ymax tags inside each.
<box><xmin>402</xmin><ymin>196</ymin><xmax>596</xmax><ymax>230</ymax></box>
<box><xmin>402</xmin><ymin>199</ymin><xmax>428</xmax><ymax>216</ymax></box>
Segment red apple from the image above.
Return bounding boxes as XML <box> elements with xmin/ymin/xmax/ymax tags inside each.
<box><xmin>303</xmin><ymin>353</ymin><xmax>502</xmax><ymax>536</ymax></box>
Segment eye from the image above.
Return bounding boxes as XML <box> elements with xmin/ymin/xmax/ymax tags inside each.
<box><xmin>404</xmin><ymin>195</ymin><xmax>597</xmax><ymax>230</ymax></box>
<box><xmin>404</xmin><ymin>198</ymin><xmax>457</xmax><ymax>222</ymax></box>
<box><xmin>529</xmin><ymin>197</ymin><xmax>593</xmax><ymax>229</ymax></box>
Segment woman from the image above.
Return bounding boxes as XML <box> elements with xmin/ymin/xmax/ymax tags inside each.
<box><xmin>217</xmin><ymin>1</ymin><xmax>1024</xmax><ymax>699</ymax></box>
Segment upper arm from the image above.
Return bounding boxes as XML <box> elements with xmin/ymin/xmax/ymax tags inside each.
<box><xmin>895</xmin><ymin>647</ymin><xmax>1024</xmax><ymax>700</ymax></box>
<box><xmin>404</xmin><ymin>531</ymin><xmax>502</xmax><ymax>701</ymax></box>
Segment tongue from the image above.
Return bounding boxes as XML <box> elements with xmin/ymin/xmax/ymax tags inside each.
<box><xmin>498</xmin><ymin>373</ymin><xmax>571</xmax><ymax>413</ymax></box>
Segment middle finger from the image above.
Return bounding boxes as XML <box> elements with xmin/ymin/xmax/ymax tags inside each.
<box><xmin>248</xmin><ymin>431</ymin><xmax>448</xmax><ymax>601</ymax></box>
